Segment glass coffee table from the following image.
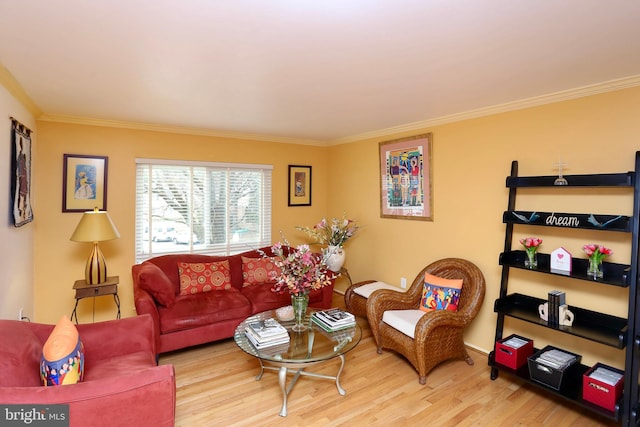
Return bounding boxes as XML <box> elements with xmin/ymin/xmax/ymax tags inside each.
<box><xmin>234</xmin><ymin>309</ymin><xmax>362</xmax><ymax>417</ymax></box>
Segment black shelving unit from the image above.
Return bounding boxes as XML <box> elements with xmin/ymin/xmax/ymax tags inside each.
<box><xmin>489</xmin><ymin>154</ymin><xmax>640</xmax><ymax>426</ymax></box>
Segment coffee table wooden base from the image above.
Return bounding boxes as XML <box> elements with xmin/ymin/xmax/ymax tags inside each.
<box><xmin>255</xmin><ymin>355</ymin><xmax>346</xmax><ymax>417</ymax></box>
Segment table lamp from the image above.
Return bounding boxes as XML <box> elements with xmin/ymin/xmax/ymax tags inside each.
<box><xmin>70</xmin><ymin>207</ymin><xmax>120</xmax><ymax>285</ymax></box>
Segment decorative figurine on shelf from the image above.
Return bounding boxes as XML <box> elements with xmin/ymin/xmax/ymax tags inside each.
<box><xmin>520</xmin><ymin>237</ymin><xmax>542</xmax><ymax>269</ymax></box>
<box><xmin>554</xmin><ymin>159</ymin><xmax>569</xmax><ymax>186</ymax></box>
<box><xmin>582</xmin><ymin>244</ymin><xmax>613</xmax><ymax>279</ymax></box>
<box><xmin>550</xmin><ymin>247</ymin><xmax>572</xmax><ymax>275</ymax></box>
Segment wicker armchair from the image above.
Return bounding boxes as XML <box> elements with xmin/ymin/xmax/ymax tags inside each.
<box><xmin>367</xmin><ymin>258</ymin><xmax>486</xmax><ymax>384</ymax></box>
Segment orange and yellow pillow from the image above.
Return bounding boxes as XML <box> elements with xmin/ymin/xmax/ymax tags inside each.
<box><xmin>419</xmin><ymin>273</ymin><xmax>463</xmax><ymax>312</ymax></box>
<box><xmin>178</xmin><ymin>260</ymin><xmax>232</xmax><ymax>295</ymax></box>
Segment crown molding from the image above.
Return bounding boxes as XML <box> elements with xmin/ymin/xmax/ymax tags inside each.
<box><xmin>0</xmin><ymin>64</ymin><xmax>42</xmax><ymax>117</ymax></box>
<box><xmin>37</xmin><ymin>114</ymin><xmax>326</xmax><ymax>146</ymax></box>
<box><xmin>329</xmin><ymin>74</ymin><xmax>640</xmax><ymax>145</ymax></box>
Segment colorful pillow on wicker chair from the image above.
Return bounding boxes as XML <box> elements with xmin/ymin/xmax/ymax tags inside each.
<box><xmin>241</xmin><ymin>256</ymin><xmax>281</xmax><ymax>287</ymax></box>
<box><xmin>419</xmin><ymin>272</ymin><xmax>463</xmax><ymax>312</ymax></box>
<box><xmin>178</xmin><ymin>260</ymin><xmax>232</xmax><ymax>295</ymax></box>
<box><xmin>41</xmin><ymin>315</ymin><xmax>84</xmax><ymax>386</ymax></box>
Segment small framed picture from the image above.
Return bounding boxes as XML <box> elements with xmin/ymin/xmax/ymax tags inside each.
<box><xmin>288</xmin><ymin>165</ymin><xmax>312</xmax><ymax>206</ymax></box>
<box><xmin>62</xmin><ymin>154</ymin><xmax>109</xmax><ymax>212</ymax></box>
<box><xmin>379</xmin><ymin>133</ymin><xmax>433</xmax><ymax>220</ymax></box>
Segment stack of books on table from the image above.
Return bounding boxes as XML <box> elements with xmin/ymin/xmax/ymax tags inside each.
<box><xmin>311</xmin><ymin>308</ymin><xmax>356</xmax><ymax>332</ymax></box>
<box><xmin>244</xmin><ymin>318</ymin><xmax>290</xmax><ymax>349</ymax></box>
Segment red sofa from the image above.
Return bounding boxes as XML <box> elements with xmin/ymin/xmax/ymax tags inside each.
<box><xmin>0</xmin><ymin>314</ymin><xmax>175</xmax><ymax>427</ymax></box>
<box><xmin>132</xmin><ymin>246</ymin><xmax>335</xmax><ymax>354</ymax></box>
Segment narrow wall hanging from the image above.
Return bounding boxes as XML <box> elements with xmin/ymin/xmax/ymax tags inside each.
<box><xmin>11</xmin><ymin>117</ymin><xmax>33</xmax><ymax>227</ymax></box>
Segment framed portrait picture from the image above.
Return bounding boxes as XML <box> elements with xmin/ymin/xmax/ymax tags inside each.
<box><xmin>288</xmin><ymin>165</ymin><xmax>312</xmax><ymax>206</ymax></box>
<box><xmin>379</xmin><ymin>133</ymin><xmax>433</xmax><ymax>220</ymax></box>
<box><xmin>62</xmin><ymin>154</ymin><xmax>109</xmax><ymax>212</ymax></box>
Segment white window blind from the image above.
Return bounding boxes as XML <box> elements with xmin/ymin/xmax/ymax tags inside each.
<box><xmin>135</xmin><ymin>159</ymin><xmax>272</xmax><ymax>263</ymax></box>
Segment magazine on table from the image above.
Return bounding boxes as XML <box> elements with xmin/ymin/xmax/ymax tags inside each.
<box><xmin>314</xmin><ymin>308</ymin><xmax>355</xmax><ymax>327</ymax></box>
<box><xmin>245</xmin><ymin>327</ymin><xmax>290</xmax><ymax>348</ymax></box>
<box><xmin>311</xmin><ymin>312</ymin><xmax>356</xmax><ymax>332</ymax></box>
<box><xmin>247</xmin><ymin>318</ymin><xmax>288</xmax><ymax>338</ymax></box>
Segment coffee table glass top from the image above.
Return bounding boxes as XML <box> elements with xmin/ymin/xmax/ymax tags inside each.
<box><xmin>234</xmin><ymin>309</ymin><xmax>361</xmax><ymax>364</ymax></box>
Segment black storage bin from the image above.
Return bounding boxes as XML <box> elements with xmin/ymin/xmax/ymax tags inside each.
<box><xmin>527</xmin><ymin>345</ymin><xmax>582</xmax><ymax>391</ymax></box>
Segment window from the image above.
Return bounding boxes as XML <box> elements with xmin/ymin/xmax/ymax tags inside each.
<box><xmin>135</xmin><ymin>159</ymin><xmax>272</xmax><ymax>263</ymax></box>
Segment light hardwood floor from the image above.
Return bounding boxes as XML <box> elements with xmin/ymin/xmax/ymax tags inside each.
<box><xmin>159</xmin><ymin>294</ymin><xmax>618</xmax><ymax>426</ymax></box>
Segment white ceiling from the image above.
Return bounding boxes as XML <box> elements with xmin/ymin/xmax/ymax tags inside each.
<box><xmin>1</xmin><ymin>1</ymin><xmax>639</xmax><ymax>143</ymax></box>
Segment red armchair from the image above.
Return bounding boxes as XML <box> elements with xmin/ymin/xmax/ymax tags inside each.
<box><xmin>0</xmin><ymin>314</ymin><xmax>175</xmax><ymax>427</ymax></box>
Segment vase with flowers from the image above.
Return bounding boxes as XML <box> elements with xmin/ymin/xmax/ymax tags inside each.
<box><xmin>520</xmin><ymin>237</ymin><xmax>542</xmax><ymax>269</ymax></box>
<box><xmin>296</xmin><ymin>214</ymin><xmax>359</xmax><ymax>272</ymax></box>
<box><xmin>582</xmin><ymin>244</ymin><xmax>613</xmax><ymax>279</ymax></box>
<box><xmin>268</xmin><ymin>241</ymin><xmax>335</xmax><ymax>331</ymax></box>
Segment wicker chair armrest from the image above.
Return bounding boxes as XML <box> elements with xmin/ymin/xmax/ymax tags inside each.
<box><xmin>367</xmin><ymin>288</ymin><xmax>417</xmax><ymax>322</ymax></box>
<box><xmin>413</xmin><ymin>310</ymin><xmax>470</xmax><ymax>345</ymax></box>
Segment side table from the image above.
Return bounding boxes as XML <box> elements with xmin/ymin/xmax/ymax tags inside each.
<box><xmin>71</xmin><ymin>276</ymin><xmax>121</xmax><ymax>324</ymax></box>
<box><xmin>339</xmin><ymin>267</ymin><xmax>353</xmax><ymax>287</ymax></box>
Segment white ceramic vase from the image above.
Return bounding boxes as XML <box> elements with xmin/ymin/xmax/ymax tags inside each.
<box><xmin>325</xmin><ymin>245</ymin><xmax>345</xmax><ymax>272</ymax></box>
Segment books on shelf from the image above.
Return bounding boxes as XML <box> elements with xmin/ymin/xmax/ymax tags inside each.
<box><xmin>311</xmin><ymin>308</ymin><xmax>356</xmax><ymax>332</ymax></box>
<box><xmin>244</xmin><ymin>318</ymin><xmax>290</xmax><ymax>348</ymax></box>
<box><xmin>547</xmin><ymin>290</ymin><xmax>565</xmax><ymax>327</ymax></box>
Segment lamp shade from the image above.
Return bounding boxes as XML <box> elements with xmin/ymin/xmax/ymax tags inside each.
<box><xmin>70</xmin><ymin>209</ymin><xmax>120</xmax><ymax>243</ymax></box>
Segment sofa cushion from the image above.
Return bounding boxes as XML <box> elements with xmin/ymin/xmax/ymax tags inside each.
<box><xmin>382</xmin><ymin>310</ymin><xmax>425</xmax><ymax>339</ymax></box>
<box><xmin>241</xmin><ymin>284</ymin><xmax>292</xmax><ymax>313</ymax></box>
<box><xmin>241</xmin><ymin>256</ymin><xmax>280</xmax><ymax>287</ymax></box>
<box><xmin>83</xmin><ymin>351</ymin><xmax>156</xmax><ymax>381</ymax></box>
<box><xmin>241</xmin><ymin>285</ymin><xmax>325</xmax><ymax>313</ymax></box>
<box><xmin>419</xmin><ymin>272</ymin><xmax>463</xmax><ymax>312</ymax></box>
<box><xmin>178</xmin><ymin>260</ymin><xmax>232</xmax><ymax>295</ymax></box>
<box><xmin>41</xmin><ymin>315</ymin><xmax>85</xmax><ymax>386</ymax></box>
<box><xmin>0</xmin><ymin>321</ymin><xmax>43</xmax><ymax>387</ymax></box>
<box><xmin>159</xmin><ymin>288</ymin><xmax>252</xmax><ymax>334</ymax></box>
<box><xmin>148</xmin><ymin>253</ymin><xmax>245</xmax><ymax>290</ymax></box>
<box><xmin>137</xmin><ymin>261</ymin><xmax>176</xmax><ymax>307</ymax></box>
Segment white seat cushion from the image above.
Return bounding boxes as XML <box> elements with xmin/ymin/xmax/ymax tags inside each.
<box><xmin>382</xmin><ymin>310</ymin><xmax>425</xmax><ymax>339</ymax></box>
<box><xmin>353</xmin><ymin>281</ymin><xmax>402</xmax><ymax>298</ymax></box>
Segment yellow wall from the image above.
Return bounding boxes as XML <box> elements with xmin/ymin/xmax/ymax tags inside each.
<box><xmin>34</xmin><ymin>122</ymin><xmax>330</xmax><ymax>324</ymax></box>
<box><xmin>327</xmin><ymin>86</ymin><xmax>640</xmax><ymax>368</ymax></box>
<box><xmin>34</xmin><ymin>85</ymin><xmax>640</xmax><ymax>369</ymax></box>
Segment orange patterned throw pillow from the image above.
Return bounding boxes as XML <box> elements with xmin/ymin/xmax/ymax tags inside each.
<box><xmin>419</xmin><ymin>272</ymin><xmax>463</xmax><ymax>312</ymax></box>
<box><xmin>178</xmin><ymin>261</ymin><xmax>232</xmax><ymax>295</ymax></box>
<box><xmin>241</xmin><ymin>256</ymin><xmax>281</xmax><ymax>287</ymax></box>
<box><xmin>41</xmin><ymin>315</ymin><xmax>84</xmax><ymax>386</ymax></box>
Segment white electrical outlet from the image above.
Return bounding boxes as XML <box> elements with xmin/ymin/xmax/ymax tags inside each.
<box><xmin>400</xmin><ymin>277</ymin><xmax>407</xmax><ymax>289</ymax></box>
<box><xmin>18</xmin><ymin>308</ymin><xmax>23</xmax><ymax>321</ymax></box>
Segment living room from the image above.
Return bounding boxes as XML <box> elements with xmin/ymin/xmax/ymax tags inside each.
<box><xmin>1</xmin><ymin>2</ymin><xmax>640</xmax><ymax>425</ymax></box>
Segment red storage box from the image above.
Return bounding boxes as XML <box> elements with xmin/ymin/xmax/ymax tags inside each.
<box><xmin>583</xmin><ymin>363</ymin><xmax>624</xmax><ymax>412</ymax></box>
<box><xmin>495</xmin><ymin>334</ymin><xmax>534</xmax><ymax>370</ymax></box>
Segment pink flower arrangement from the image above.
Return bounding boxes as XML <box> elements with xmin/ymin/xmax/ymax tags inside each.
<box><xmin>268</xmin><ymin>241</ymin><xmax>334</xmax><ymax>296</ymax></box>
<box><xmin>582</xmin><ymin>244</ymin><xmax>613</xmax><ymax>263</ymax></box>
<box><xmin>520</xmin><ymin>237</ymin><xmax>543</xmax><ymax>253</ymax></box>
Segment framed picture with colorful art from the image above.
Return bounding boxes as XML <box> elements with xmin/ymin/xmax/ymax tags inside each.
<box><xmin>379</xmin><ymin>133</ymin><xmax>433</xmax><ymax>220</ymax></box>
<box><xmin>288</xmin><ymin>165</ymin><xmax>312</xmax><ymax>206</ymax></box>
<box><xmin>62</xmin><ymin>154</ymin><xmax>109</xmax><ymax>212</ymax></box>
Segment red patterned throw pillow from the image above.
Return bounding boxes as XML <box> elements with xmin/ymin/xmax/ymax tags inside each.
<box><xmin>178</xmin><ymin>261</ymin><xmax>232</xmax><ymax>295</ymax></box>
<box><xmin>241</xmin><ymin>256</ymin><xmax>281</xmax><ymax>287</ymax></box>
<box><xmin>419</xmin><ymin>272</ymin><xmax>463</xmax><ymax>312</ymax></box>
